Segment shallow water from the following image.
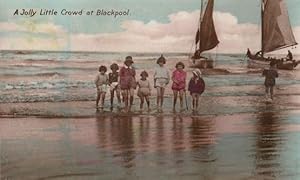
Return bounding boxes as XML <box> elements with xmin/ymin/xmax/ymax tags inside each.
<box><xmin>1</xmin><ymin>109</ymin><xmax>300</xmax><ymax>179</ymax></box>
<box><xmin>1</xmin><ymin>51</ymin><xmax>300</xmax><ymax>179</ymax></box>
<box><xmin>0</xmin><ymin>50</ymin><xmax>299</xmax><ymax>104</ymax></box>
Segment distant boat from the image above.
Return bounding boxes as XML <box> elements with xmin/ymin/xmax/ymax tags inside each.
<box><xmin>246</xmin><ymin>0</ymin><xmax>299</xmax><ymax>70</ymax></box>
<box><xmin>15</xmin><ymin>50</ymin><xmax>31</xmax><ymax>55</ymax></box>
<box><xmin>190</xmin><ymin>0</ymin><xmax>219</xmax><ymax>69</ymax></box>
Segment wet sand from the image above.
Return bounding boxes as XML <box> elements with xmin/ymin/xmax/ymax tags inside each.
<box><xmin>1</xmin><ymin>111</ymin><xmax>300</xmax><ymax>179</ymax></box>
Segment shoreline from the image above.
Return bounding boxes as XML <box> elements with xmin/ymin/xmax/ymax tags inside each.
<box><xmin>1</xmin><ymin>92</ymin><xmax>300</xmax><ymax>118</ymax></box>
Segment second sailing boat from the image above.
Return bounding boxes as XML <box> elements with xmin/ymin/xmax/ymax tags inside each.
<box><xmin>246</xmin><ymin>0</ymin><xmax>299</xmax><ymax>70</ymax></box>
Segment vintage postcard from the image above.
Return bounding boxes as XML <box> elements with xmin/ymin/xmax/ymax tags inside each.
<box><xmin>0</xmin><ymin>0</ymin><xmax>300</xmax><ymax>179</ymax></box>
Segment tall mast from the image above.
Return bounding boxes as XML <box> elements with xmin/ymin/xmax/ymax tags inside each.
<box><xmin>198</xmin><ymin>0</ymin><xmax>203</xmax><ymax>51</ymax></box>
<box><xmin>261</xmin><ymin>0</ymin><xmax>264</xmax><ymax>56</ymax></box>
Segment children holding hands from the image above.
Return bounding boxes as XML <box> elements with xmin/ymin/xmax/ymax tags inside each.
<box><xmin>95</xmin><ymin>55</ymin><xmax>206</xmax><ymax>113</ymax></box>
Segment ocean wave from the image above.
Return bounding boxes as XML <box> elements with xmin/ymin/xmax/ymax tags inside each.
<box><xmin>0</xmin><ymin>92</ymin><xmax>95</xmax><ymax>103</ymax></box>
<box><xmin>0</xmin><ymin>80</ymin><xmax>95</xmax><ymax>90</ymax></box>
<box><xmin>1</xmin><ymin>72</ymin><xmax>65</xmax><ymax>78</ymax></box>
<box><xmin>24</xmin><ymin>59</ymin><xmax>55</xmax><ymax>63</ymax></box>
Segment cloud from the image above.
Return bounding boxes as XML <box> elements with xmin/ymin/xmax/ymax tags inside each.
<box><xmin>0</xmin><ymin>21</ymin><xmax>66</xmax><ymax>35</ymax></box>
<box><xmin>0</xmin><ymin>10</ymin><xmax>299</xmax><ymax>54</ymax></box>
<box><xmin>70</xmin><ymin>10</ymin><xmax>262</xmax><ymax>53</ymax></box>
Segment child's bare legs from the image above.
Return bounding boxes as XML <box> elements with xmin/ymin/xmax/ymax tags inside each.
<box><xmin>116</xmin><ymin>88</ymin><xmax>121</xmax><ymax>104</ymax></box>
<box><xmin>139</xmin><ymin>95</ymin><xmax>144</xmax><ymax>110</ymax></box>
<box><xmin>179</xmin><ymin>90</ymin><xmax>184</xmax><ymax>110</ymax></box>
<box><xmin>100</xmin><ymin>92</ymin><xmax>106</xmax><ymax>108</ymax></box>
<box><xmin>156</xmin><ymin>87</ymin><xmax>164</xmax><ymax>110</ymax></box>
<box><xmin>270</xmin><ymin>86</ymin><xmax>274</xmax><ymax>99</ymax></box>
<box><xmin>122</xmin><ymin>90</ymin><xmax>129</xmax><ymax>111</ymax></box>
<box><xmin>195</xmin><ymin>94</ymin><xmax>199</xmax><ymax>110</ymax></box>
<box><xmin>192</xmin><ymin>93</ymin><xmax>197</xmax><ymax>110</ymax></box>
<box><xmin>173</xmin><ymin>90</ymin><xmax>178</xmax><ymax>110</ymax></box>
<box><xmin>96</xmin><ymin>91</ymin><xmax>101</xmax><ymax>107</ymax></box>
<box><xmin>265</xmin><ymin>86</ymin><xmax>269</xmax><ymax>98</ymax></box>
<box><xmin>156</xmin><ymin>87</ymin><xmax>161</xmax><ymax>108</ymax></box>
<box><xmin>110</xmin><ymin>90</ymin><xmax>115</xmax><ymax>108</ymax></box>
<box><xmin>265</xmin><ymin>86</ymin><xmax>273</xmax><ymax>99</ymax></box>
<box><xmin>129</xmin><ymin>88</ymin><xmax>135</xmax><ymax>110</ymax></box>
<box><xmin>145</xmin><ymin>95</ymin><xmax>150</xmax><ymax>111</ymax></box>
<box><xmin>160</xmin><ymin>87</ymin><xmax>165</xmax><ymax>108</ymax></box>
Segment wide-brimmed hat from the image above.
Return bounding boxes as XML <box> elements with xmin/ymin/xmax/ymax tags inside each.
<box><xmin>192</xmin><ymin>69</ymin><xmax>202</xmax><ymax>78</ymax></box>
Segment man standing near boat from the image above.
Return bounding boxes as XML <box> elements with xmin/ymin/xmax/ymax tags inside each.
<box><xmin>286</xmin><ymin>50</ymin><xmax>293</xmax><ymax>61</ymax></box>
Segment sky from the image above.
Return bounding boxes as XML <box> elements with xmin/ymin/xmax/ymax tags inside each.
<box><xmin>0</xmin><ymin>0</ymin><xmax>299</xmax><ymax>53</ymax></box>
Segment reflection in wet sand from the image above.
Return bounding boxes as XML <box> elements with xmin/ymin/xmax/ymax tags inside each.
<box><xmin>253</xmin><ymin>103</ymin><xmax>284</xmax><ymax>178</ymax></box>
<box><xmin>1</xmin><ymin>111</ymin><xmax>300</xmax><ymax>179</ymax></box>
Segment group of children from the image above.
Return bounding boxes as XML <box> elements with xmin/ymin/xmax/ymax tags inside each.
<box><xmin>94</xmin><ymin>55</ymin><xmax>206</xmax><ymax>112</ymax></box>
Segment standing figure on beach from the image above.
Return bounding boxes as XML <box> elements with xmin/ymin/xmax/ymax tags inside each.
<box><xmin>137</xmin><ymin>71</ymin><xmax>151</xmax><ymax>111</ymax></box>
<box><xmin>188</xmin><ymin>69</ymin><xmax>205</xmax><ymax>111</ymax></box>
<box><xmin>119</xmin><ymin>56</ymin><xmax>136</xmax><ymax>111</ymax></box>
<box><xmin>286</xmin><ymin>50</ymin><xmax>293</xmax><ymax>61</ymax></box>
<box><xmin>109</xmin><ymin>63</ymin><xmax>121</xmax><ymax>110</ymax></box>
<box><xmin>153</xmin><ymin>55</ymin><xmax>170</xmax><ymax>111</ymax></box>
<box><xmin>95</xmin><ymin>65</ymin><xmax>109</xmax><ymax>109</ymax></box>
<box><xmin>262</xmin><ymin>61</ymin><xmax>279</xmax><ymax>100</ymax></box>
<box><xmin>171</xmin><ymin>62</ymin><xmax>187</xmax><ymax>111</ymax></box>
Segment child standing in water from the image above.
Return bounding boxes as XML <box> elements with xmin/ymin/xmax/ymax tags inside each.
<box><xmin>188</xmin><ymin>69</ymin><xmax>205</xmax><ymax>111</ymax></box>
<box><xmin>119</xmin><ymin>56</ymin><xmax>136</xmax><ymax>111</ymax></box>
<box><xmin>109</xmin><ymin>63</ymin><xmax>121</xmax><ymax>110</ymax></box>
<box><xmin>262</xmin><ymin>61</ymin><xmax>278</xmax><ymax>100</ymax></box>
<box><xmin>95</xmin><ymin>65</ymin><xmax>109</xmax><ymax>109</ymax></box>
<box><xmin>171</xmin><ymin>62</ymin><xmax>187</xmax><ymax>111</ymax></box>
<box><xmin>153</xmin><ymin>55</ymin><xmax>170</xmax><ymax>111</ymax></box>
<box><xmin>137</xmin><ymin>71</ymin><xmax>151</xmax><ymax>111</ymax></box>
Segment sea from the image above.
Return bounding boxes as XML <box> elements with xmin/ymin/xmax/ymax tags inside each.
<box><xmin>0</xmin><ymin>50</ymin><xmax>299</xmax><ymax>103</ymax></box>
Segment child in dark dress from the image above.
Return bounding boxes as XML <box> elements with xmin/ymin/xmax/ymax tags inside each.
<box><xmin>119</xmin><ymin>56</ymin><xmax>136</xmax><ymax>111</ymax></box>
<box><xmin>188</xmin><ymin>69</ymin><xmax>205</xmax><ymax>111</ymax></box>
<box><xmin>109</xmin><ymin>63</ymin><xmax>121</xmax><ymax>109</ymax></box>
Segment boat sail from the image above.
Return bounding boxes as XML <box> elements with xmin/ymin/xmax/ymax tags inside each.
<box><xmin>191</xmin><ymin>0</ymin><xmax>219</xmax><ymax>69</ymax></box>
<box><xmin>247</xmin><ymin>0</ymin><xmax>299</xmax><ymax>70</ymax></box>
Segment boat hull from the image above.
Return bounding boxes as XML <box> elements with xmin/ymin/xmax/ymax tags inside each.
<box><xmin>190</xmin><ymin>58</ymin><xmax>214</xmax><ymax>69</ymax></box>
<box><xmin>246</xmin><ymin>50</ymin><xmax>299</xmax><ymax>70</ymax></box>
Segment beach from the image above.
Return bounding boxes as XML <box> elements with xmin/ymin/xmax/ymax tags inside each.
<box><xmin>1</xmin><ymin>51</ymin><xmax>300</xmax><ymax>179</ymax></box>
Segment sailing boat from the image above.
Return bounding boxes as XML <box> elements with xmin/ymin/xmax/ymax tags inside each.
<box><xmin>247</xmin><ymin>0</ymin><xmax>299</xmax><ymax>70</ymax></box>
<box><xmin>190</xmin><ymin>0</ymin><xmax>219</xmax><ymax>69</ymax></box>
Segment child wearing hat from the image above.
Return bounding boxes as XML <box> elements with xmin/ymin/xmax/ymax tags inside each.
<box><xmin>119</xmin><ymin>56</ymin><xmax>136</xmax><ymax>111</ymax></box>
<box><xmin>188</xmin><ymin>69</ymin><xmax>205</xmax><ymax>111</ymax></box>
<box><xmin>137</xmin><ymin>71</ymin><xmax>151</xmax><ymax>111</ymax></box>
<box><xmin>171</xmin><ymin>62</ymin><xmax>187</xmax><ymax>111</ymax></box>
<box><xmin>109</xmin><ymin>63</ymin><xmax>121</xmax><ymax>109</ymax></box>
<box><xmin>95</xmin><ymin>65</ymin><xmax>109</xmax><ymax>108</ymax></box>
<box><xmin>153</xmin><ymin>55</ymin><xmax>170</xmax><ymax>111</ymax></box>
